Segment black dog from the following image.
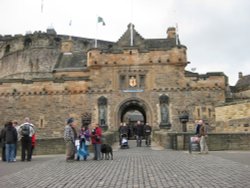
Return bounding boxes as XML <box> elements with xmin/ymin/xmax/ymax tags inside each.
<box><xmin>101</xmin><ymin>144</ymin><xmax>113</xmax><ymax>160</ymax></box>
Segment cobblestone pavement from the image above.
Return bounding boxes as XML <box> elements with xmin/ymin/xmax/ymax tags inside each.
<box><xmin>0</xmin><ymin>141</ymin><xmax>250</xmax><ymax>188</ymax></box>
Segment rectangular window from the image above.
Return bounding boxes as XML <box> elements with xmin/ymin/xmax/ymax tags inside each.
<box><xmin>197</xmin><ymin>108</ymin><xmax>200</xmax><ymax>118</ymax></box>
<box><xmin>120</xmin><ymin>75</ymin><xmax>126</xmax><ymax>89</ymax></box>
<box><xmin>139</xmin><ymin>75</ymin><xmax>145</xmax><ymax>88</ymax></box>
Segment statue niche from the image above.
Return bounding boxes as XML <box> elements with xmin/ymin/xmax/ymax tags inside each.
<box><xmin>159</xmin><ymin>94</ymin><xmax>171</xmax><ymax>129</ymax></box>
<box><xmin>98</xmin><ymin>96</ymin><xmax>108</xmax><ymax>130</ymax></box>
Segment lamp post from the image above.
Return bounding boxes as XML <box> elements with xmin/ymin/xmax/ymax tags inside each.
<box><xmin>179</xmin><ymin>111</ymin><xmax>189</xmax><ymax>132</ymax></box>
<box><xmin>179</xmin><ymin>111</ymin><xmax>189</xmax><ymax>150</ymax></box>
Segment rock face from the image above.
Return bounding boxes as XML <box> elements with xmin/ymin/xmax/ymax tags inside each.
<box><xmin>1</xmin><ymin>24</ymin><xmax>244</xmax><ymax>138</ymax></box>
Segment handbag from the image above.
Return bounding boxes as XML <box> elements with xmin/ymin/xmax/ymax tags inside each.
<box><xmin>85</xmin><ymin>140</ymin><xmax>90</xmax><ymax>146</ymax></box>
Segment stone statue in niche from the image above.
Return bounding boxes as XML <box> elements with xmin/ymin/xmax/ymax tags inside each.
<box><xmin>161</xmin><ymin>103</ymin><xmax>169</xmax><ymax>123</ymax></box>
<box><xmin>99</xmin><ymin>106</ymin><xmax>106</xmax><ymax>125</ymax></box>
<box><xmin>159</xmin><ymin>94</ymin><xmax>171</xmax><ymax>129</ymax></box>
<box><xmin>98</xmin><ymin>96</ymin><xmax>108</xmax><ymax>130</ymax></box>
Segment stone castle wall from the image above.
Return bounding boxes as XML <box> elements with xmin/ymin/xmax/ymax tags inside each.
<box><xmin>215</xmin><ymin>100</ymin><xmax>250</xmax><ymax>132</ymax></box>
<box><xmin>0</xmin><ymin>74</ymin><xmax>226</xmax><ymax>138</ymax></box>
<box><xmin>0</xmin><ymin>28</ymin><xmax>231</xmax><ymax>139</ymax></box>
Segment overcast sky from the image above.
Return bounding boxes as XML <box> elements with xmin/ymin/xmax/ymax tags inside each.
<box><xmin>0</xmin><ymin>0</ymin><xmax>249</xmax><ymax>85</ymax></box>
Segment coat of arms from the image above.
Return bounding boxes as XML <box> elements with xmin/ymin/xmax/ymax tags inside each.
<box><xmin>129</xmin><ymin>76</ymin><xmax>137</xmax><ymax>87</ymax></box>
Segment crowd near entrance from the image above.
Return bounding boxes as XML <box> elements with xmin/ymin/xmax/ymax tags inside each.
<box><xmin>118</xmin><ymin>99</ymin><xmax>149</xmax><ymax>140</ymax></box>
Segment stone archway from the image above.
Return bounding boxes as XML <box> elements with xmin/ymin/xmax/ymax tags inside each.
<box><xmin>115</xmin><ymin>98</ymin><xmax>152</xmax><ymax>130</ymax></box>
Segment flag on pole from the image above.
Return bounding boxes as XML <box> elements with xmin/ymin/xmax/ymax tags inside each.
<box><xmin>41</xmin><ymin>0</ymin><xmax>44</xmax><ymax>13</ymax></box>
<box><xmin>97</xmin><ymin>16</ymin><xmax>106</xmax><ymax>26</ymax></box>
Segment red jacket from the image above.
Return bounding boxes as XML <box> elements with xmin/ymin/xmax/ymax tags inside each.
<box><xmin>31</xmin><ymin>134</ymin><xmax>36</xmax><ymax>147</ymax></box>
<box><xmin>91</xmin><ymin>127</ymin><xmax>102</xmax><ymax>144</ymax></box>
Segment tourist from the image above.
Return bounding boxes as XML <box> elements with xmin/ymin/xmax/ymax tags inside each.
<box><xmin>0</xmin><ymin>124</ymin><xmax>7</xmax><ymax>161</ymax></box>
<box><xmin>144</xmin><ymin>122</ymin><xmax>152</xmax><ymax>146</ymax></box>
<box><xmin>197</xmin><ymin>120</ymin><xmax>209</xmax><ymax>154</ymax></box>
<box><xmin>136</xmin><ymin>121</ymin><xmax>144</xmax><ymax>147</ymax></box>
<box><xmin>77</xmin><ymin>126</ymin><xmax>90</xmax><ymax>160</ymax></box>
<box><xmin>30</xmin><ymin>133</ymin><xmax>36</xmax><ymax>160</ymax></box>
<box><xmin>12</xmin><ymin>120</ymin><xmax>19</xmax><ymax>161</ymax></box>
<box><xmin>91</xmin><ymin>123</ymin><xmax>102</xmax><ymax>160</ymax></box>
<box><xmin>2</xmin><ymin>121</ymin><xmax>17</xmax><ymax>162</ymax></box>
<box><xmin>64</xmin><ymin>117</ymin><xmax>77</xmax><ymax>162</ymax></box>
<box><xmin>18</xmin><ymin>117</ymin><xmax>35</xmax><ymax>161</ymax></box>
<box><xmin>119</xmin><ymin>122</ymin><xmax>128</xmax><ymax>145</ymax></box>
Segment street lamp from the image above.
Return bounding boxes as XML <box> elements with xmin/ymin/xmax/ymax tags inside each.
<box><xmin>179</xmin><ymin>111</ymin><xmax>189</xmax><ymax>132</ymax></box>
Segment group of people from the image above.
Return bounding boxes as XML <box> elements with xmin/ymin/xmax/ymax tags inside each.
<box><xmin>119</xmin><ymin>121</ymin><xmax>152</xmax><ymax>147</ymax></box>
<box><xmin>0</xmin><ymin>117</ymin><xmax>36</xmax><ymax>162</ymax></box>
<box><xmin>195</xmin><ymin>119</ymin><xmax>209</xmax><ymax>154</ymax></box>
<box><xmin>63</xmin><ymin>118</ymin><xmax>102</xmax><ymax>162</ymax></box>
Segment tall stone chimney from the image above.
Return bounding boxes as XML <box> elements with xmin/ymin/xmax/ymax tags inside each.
<box><xmin>167</xmin><ymin>27</ymin><xmax>176</xmax><ymax>39</ymax></box>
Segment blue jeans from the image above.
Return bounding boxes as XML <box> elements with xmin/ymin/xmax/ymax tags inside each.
<box><xmin>5</xmin><ymin>144</ymin><xmax>15</xmax><ymax>162</ymax></box>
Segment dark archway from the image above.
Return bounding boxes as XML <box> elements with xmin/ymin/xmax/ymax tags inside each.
<box><xmin>118</xmin><ymin>99</ymin><xmax>148</xmax><ymax>139</ymax></box>
<box><xmin>119</xmin><ymin>100</ymin><xmax>147</xmax><ymax>123</ymax></box>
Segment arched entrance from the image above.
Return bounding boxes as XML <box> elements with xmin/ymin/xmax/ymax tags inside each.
<box><xmin>116</xmin><ymin>98</ymin><xmax>152</xmax><ymax>139</ymax></box>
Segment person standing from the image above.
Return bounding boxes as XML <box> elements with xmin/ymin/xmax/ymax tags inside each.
<box><xmin>197</xmin><ymin>120</ymin><xmax>209</xmax><ymax>154</ymax></box>
<box><xmin>30</xmin><ymin>133</ymin><xmax>36</xmax><ymax>160</ymax></box>
<box><xmin>64</xmin><ymin>117</ymin><xmax>77</xmax><ymax>162</ymax></box>
<box><xmin>12</xmin><ymin>120</ymin><xmax>19</xmax><ymax>161</ymax></box>
<box><xmin>18</xmin><ymin>117</ymin><xmax>35</xmax><ymax>161</ymax></box>
<box><xmin>77</xmin><ymin>126</ymin><xmax>90</xmax><ymax>161</ymax></box>
<box><xmin>136</xmin><ymin>121</ymin><xmax>144</xmax><ymax>147</ymax></box>
<box><xmin>2</xmin><ymin>121</ymin><xmax>17</xmax><ymax>162</ymax></box>
<box><xmin>144</xmin><ymin>123</ymin><xmax>152</xmax><ymax>146</ymax></box>
<box><xmin>1</xmin><ymin>124</ymin><xmax>7</xmax><ymax>161</ymax></box>
<box><xmin>91</xmin><ymin>123</ymin><xmax>102</xmax><ymax>160</ymax></box>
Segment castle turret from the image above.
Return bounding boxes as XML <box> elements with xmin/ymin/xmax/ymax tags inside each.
<box><xmin>238</xmin><ymin>72</ymin><xmax>243</xmax><ymax>79</ymax></box>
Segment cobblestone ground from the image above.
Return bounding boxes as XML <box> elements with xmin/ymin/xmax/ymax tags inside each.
<box><xmin>0</xmin><ymin>141</ymin><xmax>250</xmax><ymax>188</ymax></box>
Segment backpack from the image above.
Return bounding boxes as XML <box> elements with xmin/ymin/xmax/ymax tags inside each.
<box><xmin>21</xmin><ymin>124</ymin><xmax>30</xmax><ymax>136</ymax></box>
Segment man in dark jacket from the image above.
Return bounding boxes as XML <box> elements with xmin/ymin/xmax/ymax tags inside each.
<box><xmin>2</xmin><ymin>122</ymin><xmax>17</xmax><ymax>162</ymax></box>
<box><xmin>136</xmin><ymin>121</ymin><xmax>144</xmax><ymax>147</ymax></box>
<box><xmin>144</xmin><ymin>123</ymin><xmax>152</xmax><ymax>146</ymax></box>
<box><xmin>0</xmin><ymin>124</ymin><xmax>7</xmax><ymax>161</ymax></box>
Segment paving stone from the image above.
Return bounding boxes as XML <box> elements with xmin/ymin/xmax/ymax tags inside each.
<box><xmin>0</xmin><ymin>141</ymin><xmax>250</xmax><ymax>188</ymax></box>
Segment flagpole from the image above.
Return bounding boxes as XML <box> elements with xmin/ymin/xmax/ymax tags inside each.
<box><xmin>41</xmin><ymin>0</ymin><xmax>44</xmax><ymax>13</ymax></box>
<box><xmin>175</xmin><ymin>23</ymin><xmax>179</xmax><ymax>45</ymax></box>
<box><xmin>95</xmin><ymin>16</ymin><xmax>98</xmax><ymax>48</ymax></box>
<box><xmin>130</xmin><ymin>0</ymin><xmax>134</xmax><ymax>46</ymax></box>
<box><xmin>95</xmin><ymin>17</ymin><xmax>98</xmax><ymax>48</ymax></box>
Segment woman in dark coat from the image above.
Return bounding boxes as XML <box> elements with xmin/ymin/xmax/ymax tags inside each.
<box><xmin>2</xmin><ymin>122</ymin><xmax>17</xmax><ymax>162</ymax></box>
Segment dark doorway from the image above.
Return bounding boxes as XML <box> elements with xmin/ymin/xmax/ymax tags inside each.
<box><xmin>119</xmin><ymin>99</ymin><xmax>147</xmax><ymax>139</ymax></box>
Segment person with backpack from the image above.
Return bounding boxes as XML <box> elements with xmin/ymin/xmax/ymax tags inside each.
<box><xmin>18</xmin><ymin>117</ymin><xmax>35</xmax><ymax>161</ymax></box>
